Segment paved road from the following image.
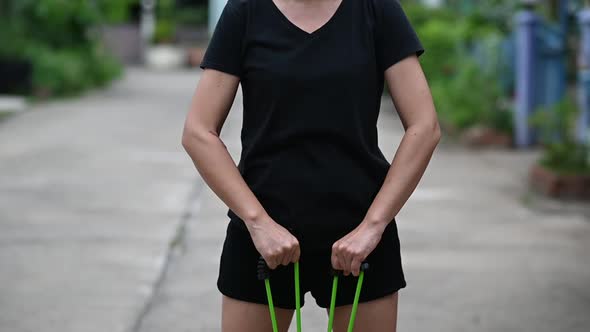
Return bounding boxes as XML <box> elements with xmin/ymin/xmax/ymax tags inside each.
<box><xmin>1</xmin><ymin>69</ymin><xmax>588</xmax><ymax>332</ymax></box>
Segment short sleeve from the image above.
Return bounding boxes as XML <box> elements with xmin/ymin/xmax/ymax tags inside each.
<box><xmin>200</xmin><ymin>0</ymin><xmax>247</xmax><ymax>77</ymax></box>
<box><xmin>374</xmin><ymin>0</ymin><xmax>424</xmax><ymax>72</ymax></box>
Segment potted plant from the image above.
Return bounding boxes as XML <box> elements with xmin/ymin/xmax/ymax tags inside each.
<box><xmin>529</xmin><ymin>98</ymin><xmax>590</xmax><ymax>199</ymax></box>
<box><xmin>145</xmin><ymin>0</ymin><xmax>185</xmax><ymax>70</ymax></box>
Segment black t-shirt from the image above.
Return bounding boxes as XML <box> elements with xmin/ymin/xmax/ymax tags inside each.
<box><xmin>201</xmin><ymin>0</ymin><xmax>424</xmax><ymax>243</ymax></box>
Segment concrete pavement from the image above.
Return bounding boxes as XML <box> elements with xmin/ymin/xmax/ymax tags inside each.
<box><xmin>0</xmin><ymin>68</ymin><xmax>589</xmax><ymax>332</ymax></box>
<box><xmin>0</xmin><ymin>69</ymin><xmax>201</xmax><ymax>332</ymax></box>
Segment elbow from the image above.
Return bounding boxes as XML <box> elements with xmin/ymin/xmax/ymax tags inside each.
<box><xmin>181</xmin><ymin>125</ymin><xmax>195</xmax><ymax>152</ymax></box>
<box><xmin>410</xmin><ymin>117</ymin><xmax>442</xmax><ymax>148</ymax></box>
<box><xmin>432</xmin><ymin>119</ymin><xmax>442</xmax><ymax>145</ymax></box>
<box><xmin>181</xmin><ymin>130</ymin><xmax>192</xmax><ymax>152</ymax></box>
<box><xmin>181</xmin><ymin>124</ymin><xmax>213</xmax><ymax>153</ymax></box>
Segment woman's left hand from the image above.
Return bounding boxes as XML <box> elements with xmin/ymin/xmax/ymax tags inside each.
<box><xmin>331</xmin><ymin>221</ymin><xmax>387</xmax><ymax>277</ymax></box>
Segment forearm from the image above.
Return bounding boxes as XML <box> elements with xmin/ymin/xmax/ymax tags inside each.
<box><xmin>364</xmin><ymin>122</ymin><xmax>440</xmax><ymax>229</ymax></box>
<box><xmin>182</xmin><ymin>129</ymin><xmax>268</xmax><ymax>228</ymax></box>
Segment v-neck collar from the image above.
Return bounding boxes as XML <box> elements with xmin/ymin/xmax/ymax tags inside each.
<box><xmin>269</xmin><ymin>0</ymin><xmax>346</xmax><ymax>37</ymax></box>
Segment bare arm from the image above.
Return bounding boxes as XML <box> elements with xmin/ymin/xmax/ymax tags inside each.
<box><xmin>181</xmin><ymin>69</ymin><xmax>300</xmax><ymax>269</ymax></box>
<box><xmin>365</xmin><ymin>55</ymin><xmax>441</xmax><ymax>227</ymax></box>
<box><xmin>182</xmin><ymin>69</ymin><xmax>264</xmax><ymax>223</ymax></box>
<box><xmin>332</xmin><ymin>56</ymin><xmax>440</xmax><ymax>276</ymax></box>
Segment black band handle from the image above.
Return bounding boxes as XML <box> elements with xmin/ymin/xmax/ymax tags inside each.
<box><xmin>257</xmin><ymin>256</ymin><xmax>271</xmax><ymax>281</ymax></box>
<box><xmin>331</xmin><ymin>262</ymin><xmax>370</xmax><ymax>276</ymax></box>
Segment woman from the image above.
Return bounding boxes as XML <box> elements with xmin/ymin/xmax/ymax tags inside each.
<box><xmin>182</xmin><ymin>0</ymin><xmax>440</xmax><ymax>330</ymax></box>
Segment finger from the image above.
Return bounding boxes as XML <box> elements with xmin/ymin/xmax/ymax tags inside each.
<box><xmin>342</xmin><ymin>245</ymin><xmax>353</xmax><ymax>276</ymax></box>
<box><xmin>292</xmin><ymin>240</ymin><xmax>301</xmax><ymax>263</ymax></box>
<box><xmin>281</xmin><ymin>244</ymin><xmax>292</xmax><ymax>266</ymax></box>
<box><xmin>338</xmin><ymin>248</ymin><xmax>350</xmax><ymax>276</ymax></box>
<box><xmin>286</xmin><ymin>244</ymin><xmax>295</xmax><ymax>265</ymax></box>
<box><xmin>351</xmin><ymin>257</ymin><xmax>362</xmax><ymax>277</ymax></box>
<box><xmin>284</xmin><ymin>237</ymin><xmax>298</xmax><ymax>265</ymax></box>
<box><xmin>267</xmin><ymin>259</ymin><xmax>278</xmax><ymax>270</ymax></box>
<box><xmin>267</xmin><ymin>253</ymin><xmax>279</xmax><ymax>270</ymax></box>
<box><xmin>331</xmin><ymin>245</ymin><xmax>341</xmax><ymax>271</ymax></box>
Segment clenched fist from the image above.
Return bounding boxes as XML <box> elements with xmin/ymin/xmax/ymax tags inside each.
<box><xmin>331</xmin><ymin>221</ymin><xmax>386</xmax><ymax>276</ymax></box>
<box><xmin>247</xmin><ymin>216</ymin><xmax>300</xmax><ymax>269</ymax></box>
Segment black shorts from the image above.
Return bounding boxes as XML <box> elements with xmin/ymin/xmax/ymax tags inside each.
<box><xmin>217</xmin><ymin>218</ymin><xmax>406</xmax><ymax>309</ymax></box>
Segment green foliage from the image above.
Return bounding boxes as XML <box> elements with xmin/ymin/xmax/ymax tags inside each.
<box><xmin>97</xmin><ymin>0</ymin><xmax>140</xmax><ymax>24</ymax></box>
<box><xmin>6</xmin><ymin>0</ymin><xmax>100</xmax><ymax>48</ymax></box>
<box><xmin>415</xmin><ymin>19</ymin><xmax>463</xmax><ymax>83</ymax></box>
<box><xmin>530</xmin><ymin>98</ymin><xmax>590</xmax><ymax>175</ymax></box>
<box><xmin>432</xmin><ymin>60</ymin><xmax>511</xmax><ymax>132</ymax></box>
<box><xmin>0</xmin><ymin>0</ymin><xmax>122</xmax><ymax>97</ymax></box>
<box><xmin>404</xmin><ymin>3</ymin><xmax>457</xmax><ymax>27</ymax></box>
<box><xmin>153</xmin><ymin>0</ymin><xmax>177</xmax><ymax>43</ymax></box>
<box><xmin>444</xmin><ymin>0</ymin><xmax>517</xmax><ymax>33</ymax></box>
<box><xmin>405</xmin><ymin>3</ymin><xmax>502</xmax><ymax>84</ymax></box>
<box><xmin>530</xmin><ymin>98</ymin><xmax>578</xmax><ymax>144</ymax></box>
<box><xmin>26</xmin><ymin>45</ymin><xmax>121</xmax><ymax>97</ymax></box>
<box><xmin>153</xmin><ymin>20</ymin><xmax>177</xmax><ymax>43</ymax></box>
<box><xmin>175</xmin><ymin>6</ymin><xmax>208</xmax><ymax>26</ymax></box>
<box><xmin>538</xmin><ymin>142</ymin><xmax>590</xmax><ymax>175</ymax></box>
<box><xmin>404</xmin><ymin>3</ymin><xmax>512</xmax><ymax>135</ymax></box>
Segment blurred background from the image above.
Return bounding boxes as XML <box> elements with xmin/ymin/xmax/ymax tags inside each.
<box><xmin>0</xmin><ymin>0</ymin><xmax>589</xmax><ymax>331</ymax></box>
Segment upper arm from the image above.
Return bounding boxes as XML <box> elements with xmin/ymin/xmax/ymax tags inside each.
<box><xmin>374</xmin><ymin>0</ymin><xmax>435</xmax><ymax>130</ymax></box>
<box><xmin>184</xmin><ymin>0</ymin><xmax>246</xmax><ymax>135</ymax></box>
<box><xmin>185</xmin><ymin>69</ymin><xmax>240</xmax><ymax>136</ymax></box>
<box><xmin>385</xmin><ymin>56</ymin><xmax>437</xmax><ymax>131</ymax></box>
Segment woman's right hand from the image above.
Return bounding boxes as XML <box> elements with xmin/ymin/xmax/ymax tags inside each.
<box><xmin>246</xmin><ymin>216</ymin><xmax>300</xmax><ymax>270</ymax></box>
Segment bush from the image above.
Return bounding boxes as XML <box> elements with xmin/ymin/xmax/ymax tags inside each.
<box><xmin>98</xmin><ymin>0</ymin><xmax>140</xmax><ymax>24</ymax></box>
<box><xmin>175</xmin><ymin>6</ymin><xmax>208</xmax><ymax>26</ymax></box>
<box><xmin>153</xmin><ymin>0</ymin><xmax>178</xmax><ymax>43</ymax></box>
<box><xmin>7</xmin><ymin>0</ymin><xmax>100</xmax><ymax>48</ymax></box>
<box><xmin>539</xmin><ymin>142</ymin><xmax>590</xmax><ymax>175</ymax></box>
<box><xmin>405</xmin><ymin>3</ymin><xmax>511</xmax><ymax>134</ymax></box>
<box><xmin>432</xmin><ymin>60</ymin><xmax>512</xmax><ymax>132</ymax></box>
<box><xmin>406</xmin><ymin>4</ymin><xmax>503</xmax><ymax>84</ymax></box>
<box><xmin>0</xmin><ymin>0</ymin><xmax>122</xmax><ymax>97</ymax></box>
<box><xmin>415</xmin><ymin>19</ymin><xmax>464</xmax><ymax>83</ymax></box>
<box><xmin>530</xmin><ymin>98</ymin><xmax>590</xmax><ymax>175</ymax></box>
<box><xmin>153</xmin><ymin>20</ymin><xmax>177</xmax><ymax>44</ymax></box>
<box><xmin>28</xmin><ymin>45</ymin><xmax>121</xmax><ymax>96</ymax></box>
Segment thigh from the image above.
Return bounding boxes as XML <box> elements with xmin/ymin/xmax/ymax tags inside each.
<box><xmin>222</xmin><ymin>296</ymin><xmax>295</xmax><ymax>332</ymax></box>
<box><xmin>331</xmin><ymin>292</ymin><xmax>398</xmax><ymax>332</ymax></box>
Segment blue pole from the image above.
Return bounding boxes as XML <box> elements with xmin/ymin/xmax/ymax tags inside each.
<box><xmin>577</xmin><ymin>9</ymin><xmax>590</xmax><ymax>143</ymax></box>
<box><xmin>539</xmin><ymin>24</ymin><xmax>567</xmax><ymax>108</ymax></box>
<box><xmin>515</xmin><ymin>9</ymin><xmax>540</xmax><ymax>147</ymax></box>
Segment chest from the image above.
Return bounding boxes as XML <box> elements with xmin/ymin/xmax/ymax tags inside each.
<box><xmin>241</xmin><ymin>1</ymin><xmax>378</xmax><ymax>89</ymax></box>
<box><xmin>271</xmin><ymin>0</ymin><xmax>343</xmax><ymax>35</ymax></box>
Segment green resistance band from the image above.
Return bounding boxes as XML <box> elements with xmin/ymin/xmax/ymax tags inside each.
<box><xmin>259</xmin><ymin>259</ymin><xmax>368</xmax><ymax>332</ymax></box>
<box><xmin>294</xmin><ymin>261</ymin><xmax>302</xmax><ymax>332</ymax></box>
<box><xmin>264</xmin><ymin>278</ymin><xmax>279</xmax><ymax>332</ymax></box>
<box><xmin>258</xmin><ymin>258</ymin><xmax>303</xmax><ymax>332</ymax></box>
<box><xmin>327</xmin><ymin>263</ymin><xmax>369</xmax><ymax>332</ymax></box>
